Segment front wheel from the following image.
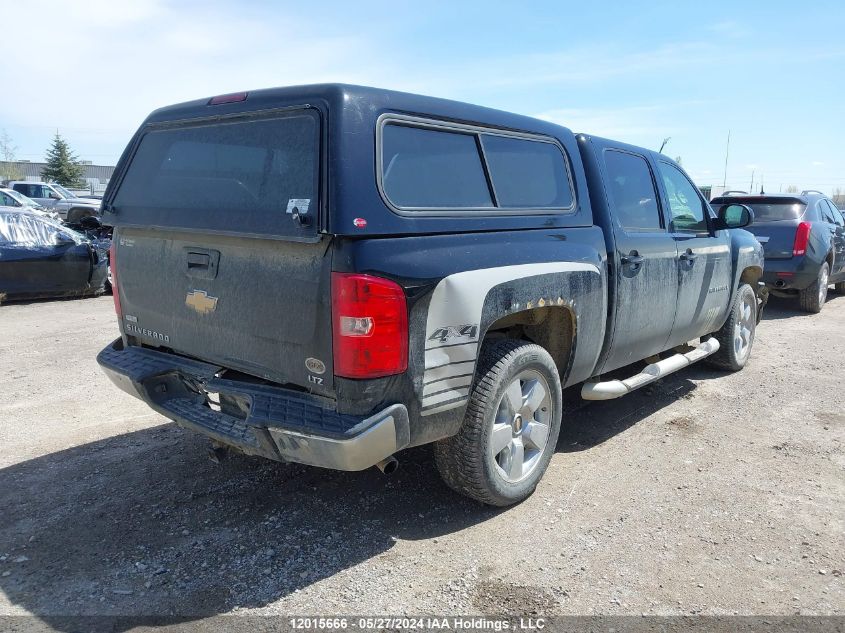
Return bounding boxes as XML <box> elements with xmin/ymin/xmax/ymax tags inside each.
<box><xmin>434</xmin><ymin>339</ymin><xmax>563</xmax><ymax>506</ymax></box>
<box><xmin>799</xmin><ymin>262</ymin><xmax>829</xmax><ymax>313</ymax></box>
<box><xmin>706</xmin><ymin>283</ymin><xmax>757</xmax><ymax>371</ymax></box>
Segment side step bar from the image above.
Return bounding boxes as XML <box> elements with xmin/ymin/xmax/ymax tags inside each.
<box><xmin>581</xmin><ymin>337</ymin><xmax>720</xmax><ymax>401</ymax></box>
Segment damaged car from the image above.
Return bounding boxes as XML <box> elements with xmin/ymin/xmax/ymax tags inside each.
<box><xmin>0</xmin><ymin>209</ymin><xmax>110</xmax><ymax>302</ymax></box>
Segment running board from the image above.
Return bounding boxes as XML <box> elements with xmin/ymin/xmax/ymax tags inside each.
<box><xmin>581</xmin><ymin>337</ymin><xmax>720</xmax><ymax>401</ymax></box>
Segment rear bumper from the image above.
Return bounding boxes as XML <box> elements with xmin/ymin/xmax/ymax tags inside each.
<box><xmin>97</xmin><ymin>339</ymin><xmax>410</xmax><ymax>471</ymax></box>
<box><xmin>761</xmin><ymin>257</ymin><xmax>818</xmax><ymax>291</ymax></box>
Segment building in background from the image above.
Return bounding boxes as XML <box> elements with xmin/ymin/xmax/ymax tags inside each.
<box><xmin>0</xmin><ymin>160</ymin><xmax>114</xmax><ymax>196</ymax></box>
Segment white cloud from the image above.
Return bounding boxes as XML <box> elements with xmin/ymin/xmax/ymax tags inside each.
<box><xmin>0</xmin><ymin>1</ymin><xmax>389</xmax><ymax>141</ymax></box>
<box><xmin>532</xmin><ymin>103</ymin><xmax>700</xmax><ymax>144</ymax></box>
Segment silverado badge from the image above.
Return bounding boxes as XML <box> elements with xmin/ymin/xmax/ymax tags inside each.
<box><xmin>185</xmin><ymin>289</ymin><xmax>218</xmax><ymax>314</ymax></box>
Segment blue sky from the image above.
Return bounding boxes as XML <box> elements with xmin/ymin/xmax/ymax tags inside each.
<box><xmin>1</xmin><ymin>0</ymin><xmax>843</xmax><ymax>194</ymax></box>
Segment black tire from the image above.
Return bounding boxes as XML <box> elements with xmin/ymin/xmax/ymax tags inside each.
<box><xmin>834</xmin><ymin>282</ymin><xmax>845</xmax><ymax>294</ymax></box>
<box><xmin>434</xmin><ymin>339</ymin><xmax>563</xmax><ymax>506</ymax></box>
<box><xmin>798</xmin><ymin>262</ymin><xmax>829</xmax><ymax>313</ymax></box>
<box><xmin>706</xmin><ymin>283</ymin><xmax>757</xmax><ymax>371</ymax></box>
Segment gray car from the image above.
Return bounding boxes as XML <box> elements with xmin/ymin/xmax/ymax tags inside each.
<box><xmin>711</xmin><ymin>191</ymin><xmax>845</xmax><ymax>313</ymax></box>
<box><xmin>7</xmin><ymin>181</ymin><xmax>100</xmax><ymax>222</ymax></box>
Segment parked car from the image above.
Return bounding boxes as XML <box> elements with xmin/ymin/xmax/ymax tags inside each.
<box><xmin>97</xmin><ymin>84</ymin><xmax>765</xmax><ymax>506</ymax></box>
<box><xmin>710</xmin><ymin>191</ymin><xmax>845</xmax><ymax>313</ymax></box>
<box><xmin>0</xmin><ymin>209</ymin><xmax>110</xmax><ymax>302</ymax></box>
<box><xmin>7</xmin><ymin>181</ymin><xmax>100</xmax><ymax>222</ymax></box>
<box><xmin>0</xmin><ymin>187</ymin><xmax>60</xmax><ymax>220</ymax></box>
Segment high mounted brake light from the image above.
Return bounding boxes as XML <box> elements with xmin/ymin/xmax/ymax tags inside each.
<box><xmin>208</xmin><ymin>92</ymin><xmax>248</xmax><ymax>105</ymax></box>
<box><xmin>793</xmin><ymin>222</ymin><xmax>811</xmax><ymax>256</ymax></box>
<box><xmin>331</xmin><ymin>273</ymin><xmax>408</xmax><ymax>379</ymax></box>
<box><xmin>109</xmin><ymin>242</ymin><xmax>122</xmax><ymax>318</ymax></box>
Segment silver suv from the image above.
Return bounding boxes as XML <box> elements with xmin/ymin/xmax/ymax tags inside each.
<box><xmin>8</xmin><ymin>181</ymin><xmax>100</xmax><ymax>222</ymax></box>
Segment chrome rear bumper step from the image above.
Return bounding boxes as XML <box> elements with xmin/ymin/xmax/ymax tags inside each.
<box><xmin>581</xmin><ymin>337</ymin><xmax>720</xmax><ymax>401</ymax></box>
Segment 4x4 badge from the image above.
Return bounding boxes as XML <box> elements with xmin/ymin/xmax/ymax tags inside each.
<box><xmin>185</xmin><ymin>290</ymin><xmax>218</xmax><ymax>314</ymax></box>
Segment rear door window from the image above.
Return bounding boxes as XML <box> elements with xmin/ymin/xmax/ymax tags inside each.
<box><xmin>819</xmin><ymin>200</ymin><xmax>837</xmax><ymax>224</ymax></box>
<box><xmin>827</xmin><ymin>201</ymin><xmax>845</xmax><ymax>226</ymax></box>
<box><xmin>111</xmin><ymin>109</ymin><xmax>320</xmax><ymax>238</ymax></box>
<box><xmin>603</xmin><ymin>150</ymin><xmax>662</xmax><ymax>231</ymax></box>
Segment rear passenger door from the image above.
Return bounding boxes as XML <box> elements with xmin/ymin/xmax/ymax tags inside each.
<box><xmin>821</xmin><ymin>200</ymin><xmax>845</xmax><ymax>278</ymax></box>
<box><xmin>656</xmin><ymin>161</ymin><xmax>732</xmax><ymax>348</ymax></box>
<box><xmin>600</xmin><ymin>148</ymin><xmax>679</xmax><ymax>372</ymax></box>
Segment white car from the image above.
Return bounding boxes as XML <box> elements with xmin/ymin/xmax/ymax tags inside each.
<box><xmin>0</xmin><ymin>188</ymin><xmax>60</xmax><ymax>220</ymax></box>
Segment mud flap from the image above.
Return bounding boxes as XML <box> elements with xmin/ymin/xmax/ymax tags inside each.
<box><xmin>756</xmin><ymin>282</ymin><xmax>769</xmax><ymax>324</ymax></box>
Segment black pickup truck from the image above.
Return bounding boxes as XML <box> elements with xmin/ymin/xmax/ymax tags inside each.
<box><xmin>98</xmin><ymin>84</ymin><xmax>765</xmax><ymax>506</ymax></box>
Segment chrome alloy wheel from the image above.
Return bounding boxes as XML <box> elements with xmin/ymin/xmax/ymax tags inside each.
<box><xmin>819</xmin><ymin>265</ymin><xmax>829</xmax><ymax>305</ymax></box>
<box><xmin>733</xmin><ymin>292</ymin><xmax>755</xmax><ymax>361</ymax></box>
<box><xmin>489</xmin><ymin>369</ymin><xmax>553</xmax><ymax>483</ymax></box>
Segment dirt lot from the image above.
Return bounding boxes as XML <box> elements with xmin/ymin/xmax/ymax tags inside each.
<box><xmin>0</xmin><ymin>294</ymin><xmax>842</xmax><ymax>625</ymax></box>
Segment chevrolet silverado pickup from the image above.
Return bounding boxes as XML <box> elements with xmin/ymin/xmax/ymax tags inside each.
<box><xmin>97</xmin><ymin>84</ymin><xmax>766</xmax><ymax>506</ymax></box>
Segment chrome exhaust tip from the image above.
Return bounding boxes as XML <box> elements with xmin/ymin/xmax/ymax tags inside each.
<box><xmin>375</xmin><ymin>456</ymin><xmax>399</xmax><ymax>475</ymax></box>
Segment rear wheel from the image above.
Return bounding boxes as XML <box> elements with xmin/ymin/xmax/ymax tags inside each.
<box><xmin>707</xmin><ymin>283</ymin><xmax>756</xmax><ymax>371</ymax></box>
<box><xmin>434</xmin><ymin>339</ymin><xmax>562</xmax><ymax>506</ymax></box>
<box><xmin>799</xmin><ymin>262</ymin><xmax>829</xmax><ymax>313</ymax></box>
<box><xmin>834</xmin><ymin>282</ymin><xmax>845</xmax><ymax>294</ymax></box>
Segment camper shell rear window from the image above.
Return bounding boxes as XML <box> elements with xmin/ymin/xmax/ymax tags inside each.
<box><xmin>110</xmin><ymin>108</ymin><xmax>320</xmax><ymax>239</ymax></box>
<box><xmin>377</xmin><ymin>115</ymin><xmax>575</xmax><ymax>215</ymax></box>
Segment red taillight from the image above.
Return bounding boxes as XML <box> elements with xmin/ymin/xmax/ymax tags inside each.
<box><xmin>331</xmin><ymin>273</ymin><xmax>408</xmax><ymax>379</ymax></box>
<box><xmin>793</xmin><ymin>222</ymin><xmax>811</xmax><ymax>256</ymax></box>
<box><xmin>208</xmin><ymin>92</ymin><xmax>248</xmax><ymax>105</ymax></box>
<box><xmin>109</xmin><ymin>242</ymin><xmax>121</xmax><ymax>318</ymax></box>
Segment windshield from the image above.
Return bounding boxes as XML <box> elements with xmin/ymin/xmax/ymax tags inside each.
<box><xmin>51</xmin><ymin>184</ymin><xmax>76</xmax><ymax>199</ymax></box>
<box><xmin>111</xmin><ymin>109</ymin><xmax>320</xmax><ymax>238</ymax></box>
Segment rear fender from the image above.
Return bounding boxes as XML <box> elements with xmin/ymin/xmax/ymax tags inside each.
<box><xmin>413</xmin><ymin>262</ymin><xmax>605</xmax><ymax>429</ymax></box>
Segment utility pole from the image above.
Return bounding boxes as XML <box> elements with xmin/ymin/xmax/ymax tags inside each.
<box><xmin>722</xmin><ymin>130</ymin><xmax>731</xmax><ymax>188</ymax></box>
<box><xmin>750</xmin><ymin>170</ymin><xmax>754</xmax><ymax>193</ymax></box>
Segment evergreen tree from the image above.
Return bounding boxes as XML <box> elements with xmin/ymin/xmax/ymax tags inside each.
<box><xmin>41</xmin><ymin>133</ymin><xmax>85</xmax><ymax>187</ymax></box>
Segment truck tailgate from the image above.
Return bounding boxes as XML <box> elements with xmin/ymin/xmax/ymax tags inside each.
<box><xmin>115</xmin><ymin>228</ymin><xmax>334</xmax><ymax>394</ymax></box>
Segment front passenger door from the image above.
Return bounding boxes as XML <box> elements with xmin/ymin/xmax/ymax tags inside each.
<box><xmin>657</xmin><ymin>162</ymin><xmax>732</xmax><ymax>348</ymax></box>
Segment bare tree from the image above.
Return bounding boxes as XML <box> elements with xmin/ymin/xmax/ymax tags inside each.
<box><xmin>833</xmin><ymin>187</ymin><xmax>845</xmax><ymax>209</ymax></box>
<box><xmin>785</xmin><ymin>184</ymin><xmax>799</xmax><ymax>193</ymax></box>
<box><xmin>0</xmin><ymin>129</ymin><xmax>21</xmax><ymax>181</ymax></box>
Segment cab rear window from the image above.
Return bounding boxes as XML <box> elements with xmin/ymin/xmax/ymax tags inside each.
<box><xmin>379</xmin><ymin>120</ymin><xmax>574</xmax><ymax>213</ymax></box>
<box><xmin>111</xmin><ymin>109</ymin><xmax>319</xmax><ymax>238</ymax></box>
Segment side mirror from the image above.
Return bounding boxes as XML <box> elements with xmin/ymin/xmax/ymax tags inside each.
<box><xmin>714</xmin><ymin>203</ymin><xmax>754</xmax><ymax>230</ymax></box>
<box><xmin>49</xmin><ymin>192</ymin><xmax>61</xmax><ymax>200</ymax></box>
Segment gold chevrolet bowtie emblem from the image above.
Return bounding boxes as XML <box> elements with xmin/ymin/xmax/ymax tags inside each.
<box><xmin>185</xmin><ymin>290</ymin><xmax>218</xmax><ymax>314</ymax></box>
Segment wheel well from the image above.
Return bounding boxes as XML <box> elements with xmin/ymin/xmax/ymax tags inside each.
<box><xmin>826</xmin><ymin>251</ymin><xmax>834</xmax><ymax>267</ymax></box>
<box><xmin>483</xmin><ymin>307</ymin><xmax>574</xmax><ymax>374</ymax></box>
<box><xmin>739</xmin><ymin>266</ymin><xmax>762</xmax><ymax>286</ymax></box>
<box><xmin>66</xmin><ymin>207</ymin><xmax>95</xmax><ymax>223</ymax></box>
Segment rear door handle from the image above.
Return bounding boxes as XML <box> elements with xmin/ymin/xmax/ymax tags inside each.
<box><xmin>620</xmin><ymin>252</ymin><xmax>644</xmax><ymax>266</ymax></box>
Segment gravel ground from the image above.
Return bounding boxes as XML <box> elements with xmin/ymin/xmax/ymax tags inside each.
<box><xmin>0</xmin><ymin>294</ymin><xmax>842</xmax><ymax>624</ymax></box>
